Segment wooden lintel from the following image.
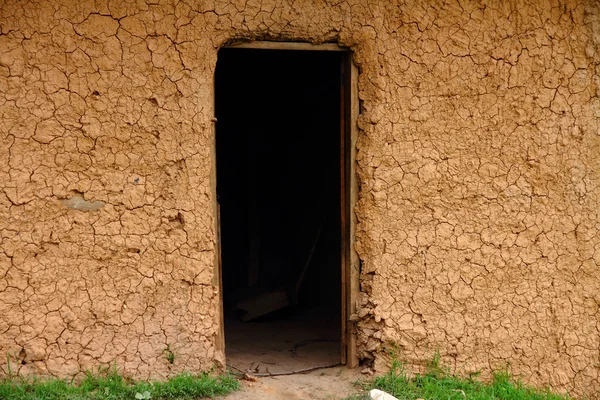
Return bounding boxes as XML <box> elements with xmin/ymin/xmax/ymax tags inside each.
<box><xmin>225</xmin><ymin>41</ymin><xmax>347</xmax><ymax>52</ymax></box>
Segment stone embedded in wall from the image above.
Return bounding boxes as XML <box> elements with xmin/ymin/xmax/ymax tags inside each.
<box><xmin>60</xmin><ymin>195</ymin><xmax>105</xmax><ymax>211</ymax></box>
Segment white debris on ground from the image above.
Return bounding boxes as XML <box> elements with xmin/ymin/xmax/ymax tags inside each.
<box><xmin>369</xmin><ymin>389</ymin><xmax>400</xmax><ymax>400</ymax></box>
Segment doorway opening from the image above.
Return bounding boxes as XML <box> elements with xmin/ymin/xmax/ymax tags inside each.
<box><xmin>215</xmin><ymin>44</ymin><xmax>352</xmax><ymax>373</ymax></box>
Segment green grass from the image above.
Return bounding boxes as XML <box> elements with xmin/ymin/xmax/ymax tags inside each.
<box><xmin>0</xmin><ymin>367</ymin><xmax>240</xmax><ymax>400</ymax></box>
<box><xmin>348</xmin><ymin>354</ymin><xmax>570</xmax><ymax>400</ymax></box>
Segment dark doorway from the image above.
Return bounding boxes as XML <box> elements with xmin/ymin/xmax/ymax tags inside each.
<box><xmin>215</xmin><ymin>47</ymin><xmax>346</xmax><ymax>373</ymax></box>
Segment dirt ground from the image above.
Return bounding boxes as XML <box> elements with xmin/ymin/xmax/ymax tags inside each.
<box><xmin>221</xmin><ymin>310</ymin><xmax>365</xmax><ymax>399</ymax></box>
<box><xmin>219</xmin><ymin>367</ymin><xmax>365</xmax><ymax>400</ymax></box>
<box><xmin>224</xmin><ymin>306</ymin><xmax>341</xmax><ymax>372</ymax></box>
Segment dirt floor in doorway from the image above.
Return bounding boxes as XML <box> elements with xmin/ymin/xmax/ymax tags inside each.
<box><xmin>225</xmin><ymin>305</ymin><xmax>340</xmax><ymax>372</ymax></box>
<box><xmin>218</xmin><ymin>367</ymin><xmax>363</xmax><ymax>400</ymax></box>
<box><xmin>222</xmin><ymin>306</ymin><xmax>363</xmax><ymax>399</ymax></box>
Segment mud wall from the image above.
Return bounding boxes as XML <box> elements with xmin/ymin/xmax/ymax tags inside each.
<box><xmin>0</xmin><ymin>0</ymin><xmax>599</xmax><ymax>396</ymax></box>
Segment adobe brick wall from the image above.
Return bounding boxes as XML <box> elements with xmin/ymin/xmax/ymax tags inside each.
<box><xmin>0</xmin><ymin>0</ymin><xmax>598</xmax><ymax>397</ymax></box>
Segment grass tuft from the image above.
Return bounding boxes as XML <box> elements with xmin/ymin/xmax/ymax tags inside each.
<box><xmin>349</xmin><ymin>354</ymin><xmax>571</xmax><ymax>400</ymax></box>
<box><xmin>0</xmin><ymin>367</ymin><xmax>239</xmax><ymax>400</ymax></box>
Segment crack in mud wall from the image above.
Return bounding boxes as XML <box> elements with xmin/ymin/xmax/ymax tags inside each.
<box><xmin>0</xmin><ymin>0</ymin><xmax>599</xmax><ymax>397</ymax></box>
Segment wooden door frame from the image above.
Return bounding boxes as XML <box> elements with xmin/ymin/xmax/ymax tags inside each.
<box><xmin>214</xmin><ymin>41</ymin><xmax>360</xmax><ymax>368</ymax></box>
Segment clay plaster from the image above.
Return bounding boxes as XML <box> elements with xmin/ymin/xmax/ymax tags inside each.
<box><xmin>0</xmin><ymin>0</ymin><xmax>599</xmax><ymax>397</ymax></box>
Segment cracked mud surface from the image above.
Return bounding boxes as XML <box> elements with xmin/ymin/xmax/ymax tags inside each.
<box><xmin>0</xmin><ymin>0</ymin><xmax>599</xmax><ymax>398</ymax></box>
